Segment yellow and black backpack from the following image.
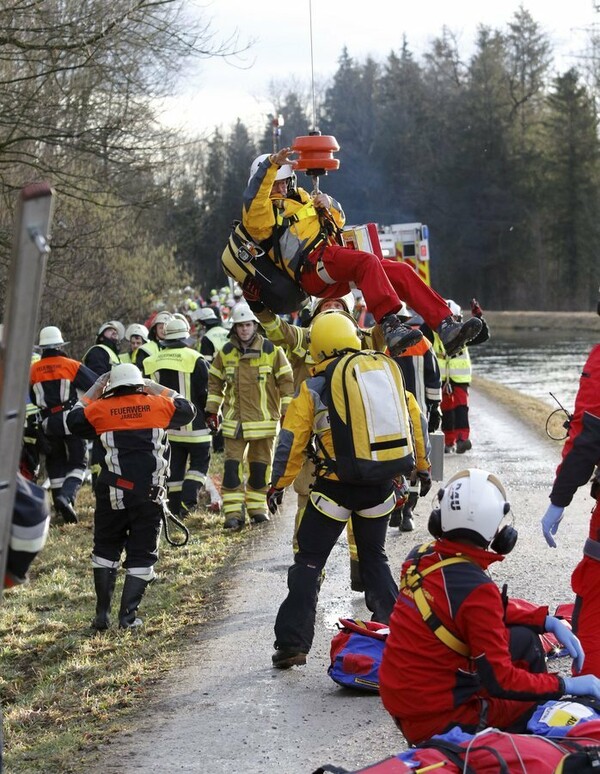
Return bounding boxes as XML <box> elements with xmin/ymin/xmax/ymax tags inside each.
<box><xmin>316</xmin><ymin>350</ymin><xmax>415</xmax><ymax>483</ymax></box>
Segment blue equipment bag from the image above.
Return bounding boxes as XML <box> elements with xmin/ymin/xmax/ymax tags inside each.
<box><xmin>328</xmin><ymin>618</ymin><xmax>389</xmax><ymax>693</ymax></box>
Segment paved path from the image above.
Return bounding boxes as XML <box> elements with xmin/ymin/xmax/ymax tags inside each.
<box><xmin>91</xmin><ymin>388</ymin><xmax>591</xmax><ymax>773</ymax></box>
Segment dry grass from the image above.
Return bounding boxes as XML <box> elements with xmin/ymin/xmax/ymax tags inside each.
<box><xmin>0</xmin><ymin>460</ymin><xmax>245</xmax><ymax>774</ymax></box>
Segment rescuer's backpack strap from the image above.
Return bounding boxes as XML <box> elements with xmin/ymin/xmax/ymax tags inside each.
<box><xmin>400</xmin><ymin>542</ymin><xmax>472</xmax><ymax>658</ymax></box>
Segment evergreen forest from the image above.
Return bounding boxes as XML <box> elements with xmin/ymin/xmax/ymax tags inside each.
<box><xmin>1</xmin><ymin>2</ymin><xmax>599</xmax><ymax>351</ymax></box>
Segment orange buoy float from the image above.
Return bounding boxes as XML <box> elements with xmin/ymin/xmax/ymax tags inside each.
<box><xmin>291</xmin><ymin>132</ymin><xmax>340</xmax><ymax>177</ymax></box>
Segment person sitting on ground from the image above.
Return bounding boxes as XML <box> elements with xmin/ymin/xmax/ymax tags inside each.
<box><xmin>241</xmin><ymin>148</ymin><xmax>482</xmax><ymax>358</ymax></box>
<box><xmin>379</xmin><ymin>468</ymin><xmax>600</xmax><ymax>746</ymax></box>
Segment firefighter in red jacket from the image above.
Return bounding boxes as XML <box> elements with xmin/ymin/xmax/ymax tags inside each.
<box><xmin>380</xmin><ymin>468</ymin><xmax>600</xmax><ymax>745</ymax></box>
<box><xmin>29</xmin><ymin>326</ymin><xmax>97</xmax><ymax>523</ymax></box>
<box><xmin>243</xmin><ymin>148</ymin><xmax>482</xmax><ymax>358</ymax></box>
<box><xmin>67</xmin><ymin>363</ymin><xmax>195</xmax><ymax>630</ymax></box>
<box><xmin>541</xmin><ymin>327</ymin><xmax>600</xmax><ymax>675</ymax></box>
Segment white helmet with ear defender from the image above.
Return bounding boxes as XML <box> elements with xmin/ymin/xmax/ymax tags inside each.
<box><xmin>428</xmin><ymin>468</ymin><xmax>517</xmax><ymax>554</ymax></box>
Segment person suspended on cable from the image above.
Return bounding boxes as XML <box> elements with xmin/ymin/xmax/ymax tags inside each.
<box><xmin>240</xmin><ymin>147</ymin><xmax>482</xmax><ymax>358</ymax></box>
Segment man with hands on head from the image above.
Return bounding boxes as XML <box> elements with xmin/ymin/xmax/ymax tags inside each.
<box><xmin>67</xmin><ymin>364</ymin><xmax>195</xmax><ymax>631</ymax></box>
<box><xmin>541</xmin><ymin>296</ymin><xmax>600</xmax><ymax>675</ymax></box>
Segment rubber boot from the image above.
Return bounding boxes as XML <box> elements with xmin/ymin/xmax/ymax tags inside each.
<box><xmin>118</xmin><ymin>575</ymin><xmax>150</xmax><ymax>629</ymax></box>
<box><xmin>91</xmin><ymin>567</ymin><xmax>117</xmax><ymax>631</ymax></box>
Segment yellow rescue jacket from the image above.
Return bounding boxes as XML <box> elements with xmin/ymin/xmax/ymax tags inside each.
<box><xmin>206</xmin><ymin>332</ymin><xmax>294</xmax><ymax>440</ymax></box>
<box><xmin>242</xmin><ymin>157</ymin><xmax>345</xmax><ymax>281</ymax></box>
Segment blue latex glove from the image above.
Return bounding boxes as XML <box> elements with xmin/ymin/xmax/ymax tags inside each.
<box><xmin>563</xmin><ymin>674</ymin><xmax>600</xmax><ymax>701</ymax></box>
<box><xmin>545</xmin><ymin>616</ymin><xmax>585</xmax><ymax>673</ymax></box>
<box><xmin>541</xmin><ymin>503</ymin><xmax>565</xmax><ymax>548</ymax></box>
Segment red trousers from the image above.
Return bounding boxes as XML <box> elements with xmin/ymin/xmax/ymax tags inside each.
<box><xmin>301</xmin><ymin>245</ymin><xmax>450</xmax><ymax>326</ymax></box>
<box><xmin>571</xmin><ymin>497</ymin><xmax>600</xmax><ymax>677</ymax></box>
<box><xmin>441</xmin><ymin>383</ymin><xmax>470</xmax><ymax>445</ymax></box>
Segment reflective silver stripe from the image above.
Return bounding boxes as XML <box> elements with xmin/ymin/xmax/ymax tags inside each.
<box><xmin>310</xmin><ymin>491</ymin><xmax>351</xmax><ymax>521</ymax></box>
<box><xmin>584</xmin><ymin>538</ymin><xmax>600</xmax><ymax>561</ymax></box>
<box><xmin>316</xmin><ymin>257</ymin><xmax>336</xmax><ymax>285</ymax></box>
<box><xmin>356</xmin><ymin>491</ymin><xmax>396</xmax><ymax>518</ymax></box>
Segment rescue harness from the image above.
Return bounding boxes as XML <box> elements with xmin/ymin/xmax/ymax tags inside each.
<box><xmin>400</xmin><ymin>542</ymin><xmax>474</xmax><ymax>657</ymax></box>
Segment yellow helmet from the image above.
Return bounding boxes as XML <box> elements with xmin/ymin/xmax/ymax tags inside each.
<box><xmin>309</xmin><ymin>311</ymin><xmax>361</xmax><ymax>363</ymax></box>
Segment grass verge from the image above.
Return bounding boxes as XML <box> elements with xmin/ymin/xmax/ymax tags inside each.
<box><xmin>0</xmin><ymin>462</ymin><xmax>246</xmax><ymax>774</ymax></box>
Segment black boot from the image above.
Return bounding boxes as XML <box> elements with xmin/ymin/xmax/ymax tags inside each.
<box><xmin>91</xmin><ymin>567</ymin><xmax>117</xmax><ymax>630</ymax></box>
<box><xmin>118</xmin><ymin>575</ymin><xmax>150</xmax><ymax>629</ymax></box>
<box><xmin>381</xmin><ymin>313</ymin><xmax>423</xmax><ymax>356</ymax></box>
<box><xmin>436</xmin><ymin>315</ymin><xmax>482</xmax><ymax>357</ymax></box>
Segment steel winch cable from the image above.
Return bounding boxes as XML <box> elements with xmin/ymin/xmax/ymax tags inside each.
<box><xmin>308</xmin><ymin>0</ymin><xmax>318</xmax><ymax>131</ymax></box>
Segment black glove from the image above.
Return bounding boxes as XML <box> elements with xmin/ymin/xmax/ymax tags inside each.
<box><xmin>206</xmin><ymin>413</ymin><xmax>221</xmax><ymax>435</ymax></box>
<box><xmin>427</xmin><ymin>404</ymin><xmax>442</xmax><ymax>434</ymax></box>
<box><xmin>267</xmin><ymin>485</ymin><xmax>284</xmax><ymax>515</ymax></box>
<box><xmin>471</xmin><ymin>298</ymin><xmax>483</xmax><ymax>319</ymax></box>
<box><xmin>417</xmin><ymin>469</ymin><xmax>432</xmax><ymax>497</ymax></box>
<box><xmin>242</xmin><ymin>282</ymin><xmax>265</xmax><ymax>313</ymax></box>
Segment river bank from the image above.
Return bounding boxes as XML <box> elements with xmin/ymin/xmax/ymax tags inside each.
<box><xmin>483</xmin><ymin>310</ymin><xmax>598</xmax><ymax>331</ymax></box>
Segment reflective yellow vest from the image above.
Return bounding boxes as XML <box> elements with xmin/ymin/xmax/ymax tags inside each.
<box><xmin>433</xmin><ymin>334</ymin><xmax>472</xmax><ymax>384</ymax></box>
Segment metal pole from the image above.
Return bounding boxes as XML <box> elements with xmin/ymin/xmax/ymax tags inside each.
<box><xmin>0</xmin><ymin>182</ymin><xmax>55</xmax><ymax>593</ymax></box>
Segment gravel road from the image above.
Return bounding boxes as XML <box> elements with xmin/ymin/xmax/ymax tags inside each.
<box><xmin>90</xmin><ymin>387</ymin><xmax>591</xmax><ymax>773</ymax></box>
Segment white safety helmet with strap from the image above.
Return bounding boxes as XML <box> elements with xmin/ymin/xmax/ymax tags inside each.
<box><xmin>248</xmin><ymin>153</ymin><xmax>296</xmax><ymax>188</ymax></box>
<box><xmin>310</xmin><ymin>292</ymin><xmax>356</xmax><ymax>319</ymax></box>
<box><xmin>124</xmin><ymin>323</ymin><xmax>149</xmax><ymax>342</ymax></box>
<box><xmin>39</xmin><ymin>325</ymin><xmax>67</xmax><ymax>348</ymax></box>
<box><xmin>230</xmin><ymin>304</ymin><xmax>259</xmax><ymax>325</ymax></box>
<box><xmin>107</xmin><ymin>363</ymin><xmax>144</xmax><ymax>391</ymax></box>
<box><xmin>151</xmin><ymin>311</ymin><xmax>172</xmax><ymax>328</ymax></box>
<box><xmin>428</xmin><ymin>468</ymin><xmax>517</xmax><ymax>553</ymax></box>
<box><xmin>194</xmin><ymin>307</ymin><xmax>219</xmax><ymax>324</ymax></box>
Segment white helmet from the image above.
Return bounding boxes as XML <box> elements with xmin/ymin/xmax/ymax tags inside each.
<box><xmin>193</xmin><ymin>307</ymin><xmax>218</xmax><ymax>324</ymax></box>
<box><xmin>98</xmin><ymin>320</ymin><xmax>125</xmax><ymax>340</ymax></box>
<box><xmin>248</xmin><ymin>153</ymin><xmax>295</xmax><ymax>186</ymax></box>
<box><xmin>39</xmin><ymin>325</ymin><xmax>66</xmax><ymax>348</ymax></box>
<box><xmin>125</xmin><ymin>323</ymin><xmax>149</xmax><ymax>342</ymax></box>
<box><xmin>164</xmin><ymin>317</ymin><xmax>191</xmax><ymax>340</ymax></box>
<box><xmin>151</xmin><ymin>311</ymin><xmax>172</xmax><ymax>328</ymax></box>
<box><xmin>310</xmin><ymin>292</ymin><xmax>355</xmax><ymax>318</ymax></box>
<box><xmin>446</xmin><ymin>299</ymin><xmax>462</xmax><ymax>318</ymax></box>
<box><xmin>108</xmin><ymin>363</ymin><xmax>144</xmax><ymax>390</ymax></box>
<box><xmin>230</xmin><ymin>304</ymin><xmax>259</xmax><ymax>325</ymax></box>
<box><xmin>434</xmin><ymin>468</ymin><xmax>512</xmax><ymax>549</ymax></box>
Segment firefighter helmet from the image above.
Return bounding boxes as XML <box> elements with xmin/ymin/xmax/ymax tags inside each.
<box><xmin>108</xmin><ymin>363</ymin><xmax>144</xmax><ymax>390</ymax></box>
<box><xmin>124</xmin><ymin>323</ymin><xmax>149</xmax><ymax>342</ymax></box>
<box><xmin>194</xmin><ymin>307</ymin><xmax>219</xmax><ymax>324</ymax></box>
<box><xmin>39</xmin><ymin>326</ymin><xmax>67</xmax><ymax>348</ymax></box>
<box><xmin>309</xmin><ymin>311</ymin><xmax>361</xmax><ymax>363</ymax></box>
<box><xmin>446</xmin><ymin>299</ymin><xmax>462</xmax><ymax>319</ymax></box>
<box><xmin>164</xmin><ymin>317</ymin><xmax>190</xmax><ymax>340</ymax></box>
<box><xmin>230</xmin><ymin>304</ymin><xmax>259</xmax><ymax>325</ymax></box>
<box><xmin>98</xmin><ymin>320</ymin><xmax>125</xmax><ymax>340</ymax></box>
<box><xmin>151</xmin><ymin>311</ymin><xmax>172</xmax><ymax>328</ymax></box>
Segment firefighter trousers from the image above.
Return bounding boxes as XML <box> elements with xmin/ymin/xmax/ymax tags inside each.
<box><xmin>167</xmin><ymin>439</ymin><xmax>211</xmax><ymax>515</ymax></box>
<box><xmin>93</xmin><ymin>483</ymin><xmax>163</xmax><ymax>573</ymax></box>
<box><xmin>222</xmin><ymin>435</ymin><xmax>273</xmax><ymax>520</ymax></box>
<box><xmin>301</xmin><ymin>247</ymin><xmax>450</xmax><ymax>327</ymax></box>
<box><xmin>441</xmin><ymin>383</ymin><xmax>470</xmax><ymax>445</ymax></box>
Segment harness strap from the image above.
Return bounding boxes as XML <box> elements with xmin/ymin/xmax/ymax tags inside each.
<box><xmin>584</xmin><ymin>537</ymin><xmax>600</xmax><ymax>561</ymax></box>
<box><xmin>41</xmin><ymin>399</ymin><xmax>75</xmax><ymax>419</ymax></box>
<box><xmin>401</xmin><ymin>545</ymin><xmax>473</xmax><ymax>657</ymax></box>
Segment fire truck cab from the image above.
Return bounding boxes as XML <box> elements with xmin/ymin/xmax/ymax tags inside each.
<box><xmin>378</xmin><ymin>223</ymin><xmax>430</xmax><ymax>286</ymax></box>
